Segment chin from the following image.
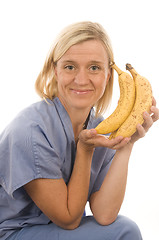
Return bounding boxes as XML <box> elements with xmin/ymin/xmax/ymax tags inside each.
<box><xmin>72</xmin><ymin>100</ymin><xmax>93</xmax><ymax>110</ymax></box>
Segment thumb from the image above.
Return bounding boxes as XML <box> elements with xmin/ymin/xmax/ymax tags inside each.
<box><xmin>79</xmin><ymin>129</ymin><xmax>97</xmax><ymax>142</ymax></box>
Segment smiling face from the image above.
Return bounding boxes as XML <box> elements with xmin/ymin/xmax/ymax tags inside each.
<box><xmin>55</xmin><ymin>39</ymin><xmax>110</xmax><ymax>114</ymax></box>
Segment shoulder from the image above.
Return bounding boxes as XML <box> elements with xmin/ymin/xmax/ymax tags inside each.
<box><xmin>0</xmin><ymin>98</ymin><xmax>60</xmax><ymax>138</ymax></box>
<box><xmin>0</xmin><ymin>97</ymin><xmax>73</xmax><ymax>165</ymax></box>
<box><xmin>0</xmin><ymin>99</ymin><xmax>64</xmax><ymax>195</ymax></box>
<box><xmin>0</xmin><ymin>100</ymin><xmax>55</xmax><ymax>163</ymax></box>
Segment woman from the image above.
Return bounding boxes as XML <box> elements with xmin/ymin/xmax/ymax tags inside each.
<box><xmin>0</xmin><ymin>21</ymin><xmax>158</xmax><ymax>240</ymax></box>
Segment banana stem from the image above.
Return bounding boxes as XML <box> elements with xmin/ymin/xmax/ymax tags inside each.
<box><xmin>126</xmin><ymin>63</ymin><xmax>133</xmax><ymax>70</ymax></box>
<box><xmin>126</xmin><ymin>63</ymin><xmax>138</xmax><ymax>78</ymax></box>
<box><xmin>110</xmin><ymin>63</ymin><xmax>123</xmax><ymax>75</ymax></box>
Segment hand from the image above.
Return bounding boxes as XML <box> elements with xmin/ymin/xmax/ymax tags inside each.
<box><xmin>130</xmin><ymin>97</ymin><xmax>159</xmax><ymax>144</ymax></box>
<box><xmin>79</xmin><ymin>97</ymin><xmax>159</xmax><ymax>151</ymax></box>
<box><xmin>78</xmin><ymin>129</ymin><xmax>130</xmax><ymax>151</ymax></box>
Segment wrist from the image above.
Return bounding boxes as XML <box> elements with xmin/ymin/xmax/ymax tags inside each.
<box><xmin>116</xmin><ymin>141</ymin><xmax>134</xmax><ymax>155</ymax></box>
<box><xmin>77</xmin><ymin>140</ymin><xmax>95</xmax><ymax>155</ymax></box>
<box><xmin>127</xmin><ymin>141</ymin><xmax>134</xmax><ymax>150</ymax></box>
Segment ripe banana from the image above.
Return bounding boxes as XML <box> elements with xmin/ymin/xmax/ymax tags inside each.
<box><xmin>109</xmin><ymin>64</ymin><xmax>153</xmax><ymax>139</ymax></box>
<box><xmin>95</xmin><ymin>63</ymin><xmax>135</xmax><ymax>134</ymax></box>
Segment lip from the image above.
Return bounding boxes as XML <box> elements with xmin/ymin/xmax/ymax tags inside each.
<box><xmin>71</xmin><ymin>89</ymin><xmax>94</xmax><ymax>95</ymax></box>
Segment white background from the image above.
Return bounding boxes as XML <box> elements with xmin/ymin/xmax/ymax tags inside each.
<box><xmin>0</xmin><ymin>0</ymin><xmax>159</xmax><ymax>239</ymax></box>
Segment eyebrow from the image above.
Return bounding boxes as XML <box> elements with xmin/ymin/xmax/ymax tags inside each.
<box><xmin>61</xmin><ymin>60</ymin><xmax>76</xmax><ymax>64</ymax></box>
<box><xmin>61</xmin><ymin>60</ymin><xmax>105</xmax><ymax>65</ymax></box>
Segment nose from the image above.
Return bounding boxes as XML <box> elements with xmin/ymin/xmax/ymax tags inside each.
<box><xmin>74</xmin><ymin>68</ymin><xmax>89</xmax><ymax>85</ymax></box>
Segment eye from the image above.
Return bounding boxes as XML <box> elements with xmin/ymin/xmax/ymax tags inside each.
<box><xmin>90</xmin><ymin>65</ymin><xmax>100</xmax><ymax>71</ymax></box>
<box><xmin>64</xmin><ymin>65</ymin><xmax>75</xmax><ymax>71</ymax></box>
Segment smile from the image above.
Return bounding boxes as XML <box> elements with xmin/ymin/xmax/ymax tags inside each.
<box><xmin>71</xmin><ymin>89</ymin><xmax>93</xmax><ymax>95</ymax></box>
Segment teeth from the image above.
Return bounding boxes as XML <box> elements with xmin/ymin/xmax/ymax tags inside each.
<box><xmin>72</xmin><ymin>89</ymin><xmax>91</xmax><ymax>94</ymax></box>
<box><xmin>76</xmin><ymin>91</ymin><xmax>86</xmax><ymax>94</ymax></box>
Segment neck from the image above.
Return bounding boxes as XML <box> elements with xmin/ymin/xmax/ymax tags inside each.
<box><xmin>57</xmin><ymin>96</ymin><xmax>91</xmax><ymax>141</ymax></box>
<box><xmin>68</xmin><ymin>107</ymin><xmax>91</xmax><ymax>142</ymax></box>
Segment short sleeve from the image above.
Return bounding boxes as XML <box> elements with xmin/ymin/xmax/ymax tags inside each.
<box><xmin>0</xmin><ymin>117</ymin><xmax>62</xmax><ymax>198</ymax></box>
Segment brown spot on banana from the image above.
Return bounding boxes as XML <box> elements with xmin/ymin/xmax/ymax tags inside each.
<box><xmin>109</xmin><ymin>64</ymin><xmax>153</xmax><ymax>139</ymax></box>
<box><xmin>95</xmin><ymin>63</ymin><xmax>135</xmax><ymax>134</ymax></box>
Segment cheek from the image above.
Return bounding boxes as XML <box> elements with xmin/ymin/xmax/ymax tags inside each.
<box><xmin>56</xmin><ymin>74</ymin><xmax>74</xmax><ymax>94</ymax></box>
<box><xmin>93</xmin><ymin>76</ymin><xmax>107</xmax><ymax>100</ymax></box>
<box><xmin>56</xmin><ymin>71</ymin><xmax>67</xmax><ymax>85</ymax></box>
<box><xmin>95</xmin><ymin>74</ymin><xmax>107</xmax><ymax>90</ymax></box>
<box><xmin>56</xmin><ymin>69</ymin><xmax>74</xmax><ymax>84</ymax></box>
<box><xmin>99</xmin><ymin>83</ymin><xmax>107</xmax><ymax>97</ymax></box>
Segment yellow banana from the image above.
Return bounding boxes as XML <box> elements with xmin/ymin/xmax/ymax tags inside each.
<box><xmin>95</xmin><ymin>63</ymin><xmax>135</xmax><ymax>134</ymax></box>
<box><xmin>109</xmin><ymin>63</ymin><xmax>153</xmax><ymax>139</ymax></box>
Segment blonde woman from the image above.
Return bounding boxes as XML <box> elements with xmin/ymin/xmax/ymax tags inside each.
<box><xmin>0</xmin><ymin>21</ymin><xmax>158</xmax><ymax>240</ymax></box>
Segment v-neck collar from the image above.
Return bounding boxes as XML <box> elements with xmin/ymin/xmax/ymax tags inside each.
<box><xmin>50</xmin><ymin>97</ymin><xmax>95</xmax><ymax>142</ymax></box>
<box><xmin>52</xmin><ymin>97</ymin><xmax>75</xmax><ymax>140</ymax></box>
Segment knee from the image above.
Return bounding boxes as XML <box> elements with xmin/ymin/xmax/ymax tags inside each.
<box><xmin>118</xmin><ymin>216</ymin><xmax>142</xmax><ymax>240</ymax></box>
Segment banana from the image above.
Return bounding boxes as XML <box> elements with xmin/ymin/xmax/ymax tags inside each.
<box><xmin>95</xmin><ymin>63</ymin><xmax>135</xmax><ymax>134</ymax></box>
<box><xmin>109</xmin><ymin>63</ymin><xmax>153</xmax><ymax>139</ymax></box>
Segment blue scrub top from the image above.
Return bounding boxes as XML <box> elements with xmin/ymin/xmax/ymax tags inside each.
<box><xmin>0</xmin><ymin>97</ymin><xmax>115</xmax><ymax>240</ymax></box>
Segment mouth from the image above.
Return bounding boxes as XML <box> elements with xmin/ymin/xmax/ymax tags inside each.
<box><xmin>70</xmin><ymin>89</ymin><xmax>94</xmax><ymax>95</ymax></box>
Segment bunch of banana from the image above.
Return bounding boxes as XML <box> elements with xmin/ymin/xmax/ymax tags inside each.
<box><xmin>95</xmin><ymin>63</ymin><xmax>153</xmax><ymax>139</ymax></box>
<box><xmin>95</xmin><ymin>63</ymin><xmax>136</xmax><ymax>134</ymax></box>
<box><xmin>109</xmin><ymin>64</ymin><xmax>153</xmax><ymax>138</ymax></box>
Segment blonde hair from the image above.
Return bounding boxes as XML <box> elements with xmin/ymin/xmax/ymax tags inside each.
<box><xmin>35</xmin><ymin>21</ymin><xmax>114</xmax><ymax>117</ymax></box>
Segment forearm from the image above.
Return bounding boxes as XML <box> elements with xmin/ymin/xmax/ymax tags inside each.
<box><xmin>66</xmin><ymin>142</ymin><xmax>94</xmax><ymax>227</ymax></box>
<box><xmin>90</xmin><ymin>143</ymin><xmax>133</xmax><ymax>225</ymax></box>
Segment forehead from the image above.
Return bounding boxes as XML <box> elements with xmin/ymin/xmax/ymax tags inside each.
<box><xmin>60</xmin><ymin>40</ymin><xmax>109</xmax><ymax>64</ymax></box>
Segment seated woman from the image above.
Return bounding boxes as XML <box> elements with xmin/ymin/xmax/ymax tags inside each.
<box><xmin>0</xmin><ymin>21</ymin><xmax>158</xmax><ymax>240</ymax></box>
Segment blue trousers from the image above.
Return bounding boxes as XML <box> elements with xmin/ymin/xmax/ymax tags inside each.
<box><xmin>6</xmin><ymin>215</ymin><xmax>142</xmax><ymax>240</ymax></box>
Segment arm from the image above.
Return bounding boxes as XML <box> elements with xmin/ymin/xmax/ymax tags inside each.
<box><xmin>89</xmin><ymin>143</ymin><xmax>133</xmax><ymax>225</ymax></box>
<box><xmin>24</xmin><ymin>99</ymin><xmax>158</xmax><ymax>229</ymax></box>
<box><xmin>24</xmin><ymin>130</ymin><xmax>126</xmax><ymax>230</ymax></box>
<box><xmin>89</xmin><ymin>98</ymin><xmax>159</xmax><ymax>225</ymax></box>
<box><xmin>24</xmin><ymin>141</ymin><xmax>94</xmax><ymax>230</ymax></box>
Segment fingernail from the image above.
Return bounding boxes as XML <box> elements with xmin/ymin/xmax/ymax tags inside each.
<box><xmin>151</xmin><ymin>106</ymin><xmax>155</xmax><ymax>111</ymax></box>
<box><xmin>90</xmin><ymin>129</ymin><xmax>97</xmax><ymax>136</ymax></box>
<box><xmin>144</xmin><ymin>111</ymin><xmax>149</xmax><ymax>116</ymax></box>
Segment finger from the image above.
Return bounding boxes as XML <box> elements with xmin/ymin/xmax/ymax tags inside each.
<box><xmin>112</xmin><ymin>137</ymin><xmax>131</xmax><ymax>150</ymax></box>
<box><xmin>142</xmin><ymin>111</ymin><xmax>153</xmax><ymax>131</ymax></box>
<box><xmin>136</xmin><ymin>123</ymin><xmax>146</xmax><ymax>138</ymax></box>
<box><xmin>79</xmin><ymin>129</ymin><xmax>97</xmax><ymax>141</ymax></box>
<box><xmin>150</xmin><ymin>106</ymin><xmax>159</xmax><ymax>122</ymax></box>
<box><xmin>103</xmin><ymin>136</ymin><xmax>123</xmax><ymax>148</ymax></box>
<box><xmin>152</xmin><ymin>96</ymin><xmax>156</xmax><ymax>107</ymax></box>
<box><xmin>88</xmin><ymin>135</ymin><xmax>123</xmax><ymax>148</ymax></box>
